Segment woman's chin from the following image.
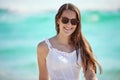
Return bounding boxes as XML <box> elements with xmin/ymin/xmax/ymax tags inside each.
<box><xmin>63</xmin><ymin>31</ymin><xmax>73</xmax><ymax>36</ymax></box>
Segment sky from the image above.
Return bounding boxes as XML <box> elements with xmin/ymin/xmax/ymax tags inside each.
<box><xmin>0</xmin><ymin>0</ymin><xmax>120</xmax><ymax>13</ymax></box>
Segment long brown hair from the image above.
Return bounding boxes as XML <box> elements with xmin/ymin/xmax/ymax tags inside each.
<box><xmin>55</xmin><ymin>3</ymin><xmax>102</xmax><ymax>74</ymax></box>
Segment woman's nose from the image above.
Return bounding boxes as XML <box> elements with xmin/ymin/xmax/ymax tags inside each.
<box><xmin>67</xmin><ymin>21</ymin><xmax>72</xmax><ymax>26</ymax></box>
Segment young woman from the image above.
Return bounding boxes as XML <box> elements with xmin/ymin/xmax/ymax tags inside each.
<box><xmin>37</xmin><ymin>3</ymin><xmax>102</xmax><ymax>80</ymax></box>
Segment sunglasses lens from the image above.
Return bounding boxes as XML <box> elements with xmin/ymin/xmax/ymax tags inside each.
<box><xmin>61</xmin><ymin>17</ymin><xmax>78</xmax><ymax>25</ymax></box>
<box><xmin>71</xmin><ymin>19</ymin><xmax>78</xmax><ymax>25</ymax></box>
<box><xmin>62</xmin><ymin>17</ymin><xmax>69</xmax><ymax>24</ymax></box>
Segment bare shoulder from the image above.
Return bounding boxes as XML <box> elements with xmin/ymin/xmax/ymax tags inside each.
<box><xmin>37</xmin><ymin>40</ymin><xmax>48</xmax><ymax>58</ymax></box>
<box><xmin>37</xmin><ymin>41</ymin><xmax>47</xmax><ymax>49</ymax></box>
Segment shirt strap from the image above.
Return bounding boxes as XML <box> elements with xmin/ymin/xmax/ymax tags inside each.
<box><xmin>45</xmin><ymin>39</ymin><xmax>52</xmax><ymax>50</ymax></box>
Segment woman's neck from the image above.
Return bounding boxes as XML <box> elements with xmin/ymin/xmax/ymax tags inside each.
<box><xmin>55</xmin><ymin>34</ymin><xmax>71</xmax><ymax>45</ymax></box>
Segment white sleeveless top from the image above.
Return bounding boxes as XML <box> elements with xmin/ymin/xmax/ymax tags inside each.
<box><xmin>45</xmin><ymin>39</ymin><xmax>82</xmax><ymax>80</ymax></box>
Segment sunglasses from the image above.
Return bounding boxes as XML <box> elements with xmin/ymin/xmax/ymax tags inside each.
<box><xmin>61</xmin><ymin>17</ymin><xmax>78</xmax><ymax>25</ymax></box>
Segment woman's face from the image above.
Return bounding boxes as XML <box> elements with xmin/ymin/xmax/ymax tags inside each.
<box><xmin>57</xmin><ymin>10</ymin><xmax>78</xmax><ymax>36</ymax></box>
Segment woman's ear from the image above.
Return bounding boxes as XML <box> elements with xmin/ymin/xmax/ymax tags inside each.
<box><xmin>57</xmin><ymin>18</ymin><xmax>60</xmax><ymax>25</ymax></box>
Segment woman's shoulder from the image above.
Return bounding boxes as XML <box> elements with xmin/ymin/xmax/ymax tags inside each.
<box><xmin>37</xmin><ymin>40</ymin><xmax>47</xmax><ymax>49</ymax></box>
<box><xmin>37</xmin><ymin>36</ymin><xmax>55</xmax><ymax>50</ymax></box>
<box><xmin>37</xmin><ymin>40</ymin><xmax>49</xmax><ymax>57</ymax></box>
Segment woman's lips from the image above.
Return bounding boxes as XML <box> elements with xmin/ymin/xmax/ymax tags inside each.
<box><xmin>63</xmin><ymin>26</ymin><xmax>72</xmax><ymax>31</ymax></box>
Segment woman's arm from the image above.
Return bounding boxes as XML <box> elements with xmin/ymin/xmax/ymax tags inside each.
<box><xmin>37</xmin><ymin>42</ymin><xmax>49</xmax><ymax>80</ymax></box>
<box><xmin>84</xmin><ymin>65</ymin><xmax>98</xmax><ymax>80</ymax></box>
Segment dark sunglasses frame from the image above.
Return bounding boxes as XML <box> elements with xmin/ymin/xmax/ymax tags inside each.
<box><xmin>61</xmin><ymin>17</ymin><xmax>78</xmax><ymax>25</ymax></box>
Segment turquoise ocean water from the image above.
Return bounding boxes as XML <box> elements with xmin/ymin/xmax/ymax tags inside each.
<box><xmin>0</xmin><ymin>9</ymin><xmax>120</xmax><ymax>80</ymax></box>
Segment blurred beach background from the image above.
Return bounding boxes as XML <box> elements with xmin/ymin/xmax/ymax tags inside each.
<box><xmin>0</xmin><ymin>0</ymin><xmax>120</xmax><ymax>80</ymax></box>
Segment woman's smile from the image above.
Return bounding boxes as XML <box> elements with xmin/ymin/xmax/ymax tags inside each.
<box><xmin>63</xmin><ymin>26</ymin><xmax>72</xmax><ymax>31</ymax></box>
